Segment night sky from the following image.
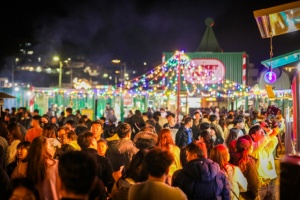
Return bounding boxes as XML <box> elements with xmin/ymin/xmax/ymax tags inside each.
<box><xmin>1</xmin><ymin>0</ymin><xmax>300</xmax><ymax>77</ymax></box>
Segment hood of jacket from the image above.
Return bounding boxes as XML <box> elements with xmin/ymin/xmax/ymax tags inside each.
<box><xmin>183</xmin><ymin>158</ymin><xmax>221</xmax><ymax>182</ymax></box>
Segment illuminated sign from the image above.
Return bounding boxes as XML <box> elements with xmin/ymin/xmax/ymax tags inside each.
<box><xmin>183</xmin><ymin>59</ymin><xmax>225</xmax><ymax>84</ymax></box>
<box><xmin>264</xmin><ymin>71</ymin><xmax>277</xmax><ymax>83</ymax></box>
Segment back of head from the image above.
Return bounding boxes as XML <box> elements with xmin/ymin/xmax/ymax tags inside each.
<box><xmin>233</xmin><ymin>116</ymin><xmax>244</xmax><ymax>126</ymax></box>
<box><xmin>77</xmin><ymin>131</ymin><xmax>94</xmax><ymax>150</ymax></box>
<box><xmin>66</xmin><ymin>107</ymin><xmax>73</xmax><ymax>114</ymax></box>
<box><xmin>117</xmin><ymin>123</ymin><xmax>131</xmax><ymax>138</ymax></box>
<box><xmin>200</xmin><ymin>122</ymin><xmax>210</xmax><ymax>131</ymax></box>
<box><xmin>144</xmin><ymin>147</ymin><xmax>174</xmax><ymax>178</ymax></box>
<box><xmin>7</xmin><ymin>177</ymin><xmax>40</xmax><ymax>200</ymax></box>
<box><xmin>209</xmin><ymin>114</ymin><xmax>217</xmax><ymax>122</ymax></box>
<box><xmin>210</xmin><ymin>144</ymin><xmax>229</xmax><ymax>170</ymax></box>
<box><xmin>186</xmin><ymin>141</ymin><xmax>207</xmax><ymax>158</ymax></box>
<box><xmin>58</xmin><ymin>151</ymin><xmax>97</xmax><ymax>196</ymax></box>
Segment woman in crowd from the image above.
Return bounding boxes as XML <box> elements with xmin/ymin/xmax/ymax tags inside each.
<box><xmin>199</xmin><ymin>130</ymin><xmax>214</xmax><ymax>158</ymax></box>
<box><xmin>225</xmin><ymin>128</ymin><xmax>240</xmax><ymax>154</ymax></box>
<box><xmin>210</xmin><ymin>144</ymin><xmax>248</xmax><ymax>200</ymax></box>
<box><xmin>6</xmin><ymin>122</ymin><xmax>23</xmax><ymax>166</ymax></box>
<box><xmin>210</xmin><ymin>126</ymin><xmax>224</xmax><ymax>146</ymax></box>
<box><xmin>6</xmin><ymin>141</ymin><xmax>31</xmax><ymax>178</ymax></box>
<box><xmin>156</xmin><ymin>128</ymin><xmax>182</xmax><ymax>184</ymax></box>
<box><xmin>229</xmin><ymin>135</ymin><xmax>260</xmax><ymax>200</ymax></box>
<box><xmin>11</xmin><ymin>136</ymin><xmax>60</xmax><ymax>200</ymax></box>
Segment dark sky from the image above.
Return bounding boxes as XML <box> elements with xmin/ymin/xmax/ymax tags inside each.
<box><xmin>1</xmin><ymin>0</ymin><xmax>300</xmax><ymax>74</ymax></box>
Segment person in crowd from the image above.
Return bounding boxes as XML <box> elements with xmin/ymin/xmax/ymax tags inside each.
<box><xmin>57</xmin><ymin>126</ymin><xmax>70</xmax><ymax>144</ymax></box>
<box><xmin>82</xmin><ymin>114</ymin><xmax>92</xmax><ymax>130</ymax></box>
<box><xmin>248</xmin><ymin>124</ymin><xmax>278</xmax><ymax>200</ymax></box>
<box><xmin>107</xmin><ymin>110</ymin><xmax>118</xmax><ymax>124</ymax></box>
<box><xmin>157</xmin><ymin>128</ymin><xmax>182</xmax><ymax>185</ymax></box>
<box><xmin>175</xmin><ymin>117</ymin><xmax>193</xmax><ymax>148</ymax></box>
<box><xmin>58</xmin><ymin>150</ymin><xmax>104</xmax><ymax>200</ymax></box>
<box><xmin>75</xmin><ymin>117</ymin><xmax>89</xmax><ymax>136</ymax></box>
<box><xmin>133</xmin><ymin>125</ymin><xmax>158</xmax><ymax>151</ymax></box>
<box><xmin>77</xmin><ymin>131</ymin><xmax>114</xmax><ymax>197</ymax></box>
<box><xmin>6</xmin><ymin>122</ymin><xmax>23</xmax><ymax>166</ymax></box>
<box><xmin>57</xmin><ymin>111</ymin><xmax>65</xmax><ymax>127</ymax></box>
<box><xmin>0</xmin><ymin>133</ymin><xmax>9</xmax><ymax>169</ymax></box>
<box><xmin>106</xmin><ymin>123</ymin><xmax>138</xmax><ymax>172</ymax></box>
<box><xmin>49</xmin><ymin>116</ymin><xmax>59</xmax><ymax>135</ymax></box>
<box><xmin>210</xmin><ymin>144</ymin><xmax>248</xmax><ymax>200</ymax></box>
<box><xmin>25</xmin><ymin>115</ymin><xmax>43</xmax><ymax>142</ymax></box>
<box><xmin>91</xmin><ymin>120</ymin><xmax>104</xmax><ymax>142</ymax></box>
<box><xmin>229</xmin><ymin>135</ymin><xmax>260</xmax><ymax>200</ymax></box>
<box><xmin>125</xmin><ymin>110</ymin><xmax>145</xmax><ymax>139</ymax></box>
<box><xmin>210</xmin><ymin>126</ymin><xmax>224</xmax><ymax>146</ymax></box>
<box><xmin>21</xmin><ymin>110</ymin><xmax>32</xmax><ymax>130</ymax></box>
<box><xmin>191</xmin><ymin>111</ymin><xmax>202</xmax><ymax>141</ymax></box>
<box><xmin>225</xmin><ymin>128</ymin><xmax>240</xmax><ymax>153</ymax></box>
<box><xmin>172</xmin><ymin>141</ymin><xmax>230</xmax><ymax>200</ymax></box>
<box><xmin>63</xmin><ymin>107</ymin><xmax>79</xmax><ymax>126</ymax></box>
<box><xmin>103</xmin><ymin>120</ymin><xmax>117</xmax><ymax>139</ymax></box>
<box><xmin>128</xmin><ymin>147</ymin><xmax>187</xmax><ymax>200</ymax></box>
<box><xmin>60</xmin><ymin>130</ymin><xmax>80</xmax><ymax>150</ymax></box>
<box><xmin>65</xmin><ymin>120</ymin><xmax>76</xmax><ymax>132</ymax></box>
<box><xmin>209</xmin><ymin>114</ymin><xmax>225</xmax><ymax>139</ymax></box>
<box><xmin>152</xmin><ymin>112</ymin><xmax>162</xmax><ymax>133</ymax></box>
<box><xmin>42</xmin><ymin>125</ymin><xmax>56</xmax><ymax>139</ymax></box>
<box><xmin>40</xmin><ymin>115</ymin><xmax>50</xmax><ymax>129</ymax></box>
<box><xmin>200</xmin><ymin>113</ymin><xmax>210</xmax><ymax>123</ymax></box>
<box><xmin>219</xmin><ymin>117</ymin><xmax>229</xmax><ymax>140</ymax></box>
<box><xmin>6</xmin><ymin>177</ymin><xmax>40</xmax><ymax>200</ymax></box>
<box><xmin>163</xmin><ymin>112</ymin><xmax>181</xmax><ymax>142</ymax></box>
<box><xmin>97</xmin><ymin>139</ymin><xmax>108</xmax><ymax>157</ymax></box>
<box><xmin>199</xmin><ymin>130</ymin><xmax>214</xmax><ymax>158</ymax></box>
<box><xmin>111</xmin><ymin>149</ymin><xmax>149</xmax><ymax>200</ymax></box>
<box><xmin>11</xmin><ymin>136</ymin><xmax>60</xmax><ymax>200</ymax></box>
<box><xmin>6</xmin><ymin>141</ymin><xmax>31</xmax><ymax>178</ymax></box>
<box><xmin>227</xmin><ymin>116</ymin><xmax>246</xmax><ymax>137</ymax></box>
<box><xmin>0</xmin><ymin>145</ymin><xmax>10</xmax><ymax>198</ymax></box>
<box><xmin>75</xmin><ymin>109</ymin><xmax>82</xmax><ymax>119</ymax></box>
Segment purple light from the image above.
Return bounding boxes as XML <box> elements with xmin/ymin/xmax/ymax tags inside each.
<box><xmin>264</xmin><ymin>71</ymin><xmax>277</xmax><ymax>83</ymax></box>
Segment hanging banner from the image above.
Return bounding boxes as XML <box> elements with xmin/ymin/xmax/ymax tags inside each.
<box><xmin>123</xmin><ymin>95</ymin><xmax>133</xmax><ymax>106</ymax></box>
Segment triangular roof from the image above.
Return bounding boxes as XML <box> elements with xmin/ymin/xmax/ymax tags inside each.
<box><xmin>196</xmin><ymin>18</ymin><xmax>223</xmax><ymax>52</ymax></box>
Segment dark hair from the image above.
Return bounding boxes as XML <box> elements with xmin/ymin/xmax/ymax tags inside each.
<box><xmin>209</xmin><ymin>114</ymin><xmax>218</xmax><ymax>122</ymax></box>
<box><xmin>186</xmin><ymin>141</ymin><xmax>207</xmax><ymax>158</ymax></box>
<box><xmin>199</xmin><ymin>130</ymin><xmax>214</xmax><ymax>156</ymax></box>
<box><xmin>248</xmin><ymin>125</ymin><xmax>262</xmax><ymax>140</ymax></box>
<box><xmin>143</xmin><ymin>147</ymin><xmax>174</xmax><ymax>178</ymax></box>
<box><xmin>7</xmin><ymin>122</ymin><xmax>23</xmax><ymax>141</ymax></box>
<box><xmin>42</xmin><ymin>125</ymin><xmax>56</xmax><ymax>138</ymax></box>
<box><xmin>225</xmin><ymin>128</ymin><xmax>239</xmax><ymax>151</ymax></box>
<box><xmin>117</xmin><ymin>123</ymin><xmax>131</xmax><ymax>138</ymax></box>
<box><xmin>91</xmin><ymin>120</ymin><xmax>102</xmax><ymax>127</ymax></box>
<box><xmin>58</xmin><ymin>151</ymin><xmax>97</xmax><ymax>195</ymax></box>
<box><xmin>184</xmin><ymin>117</ymin><xmax>193</xmax><ymax>125</ymax></box>
<box><xmin>7</xmin><ymin>177</ymin><xmax>40</xmax><ymax>200</ymax></box>
<box><xmin>32</xmin><ymin>115</ymin><xmax>41</xmax><ymax>122</ymax></box>
<box><xmin>123</xmin><ymin>149</ymin><xmax>149</xmax><ymax>182</ymax></box>
<box><xmin>200</xmin><ymin>122</ymin><xmax>210</xmax><ymax>130</ymax></box>
<box><xmin>77</xmin><ymin>131</ymin><xmax>94</xmax><ymax>150</ymax></box>
<box><xmin>66</xmin><ymin>107</ymin><xmax>73</xmax><ymax>113</ymax></box>
<box><xmin>17</xmin><ymin>141</ymin><xmax>31</xmax><ymax>150</ymax></box>
<box><xmin>233</xmin><ymin>116</ymin><xmax>244</xmax><ymax>126</ymax></box>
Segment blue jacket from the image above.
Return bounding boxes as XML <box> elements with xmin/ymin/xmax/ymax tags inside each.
<box><xmin>172</xmin><ymin>158</ymin><xmax>230</xmax><ymax>200</ymax></box>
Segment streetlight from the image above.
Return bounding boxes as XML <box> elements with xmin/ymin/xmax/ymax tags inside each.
<box><xmin>53</xmin><ymin>56</ymin><xmax>63</xmax><ymax>88</ymax></box>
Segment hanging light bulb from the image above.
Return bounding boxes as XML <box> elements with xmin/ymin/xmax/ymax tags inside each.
<box><xmin>264</xmin><ymin>34</ymin><xmax>277</xmax><ymax>83</ymax></box>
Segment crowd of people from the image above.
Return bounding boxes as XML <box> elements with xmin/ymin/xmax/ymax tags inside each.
<box><xmin>0</xmin><ymin>105</ymin><xmax>285</xmax><ymax>200</ymax></box>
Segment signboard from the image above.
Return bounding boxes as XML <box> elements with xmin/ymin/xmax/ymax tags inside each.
<box><xmin>183</xmin><ymin>59</ymin><xmax>225</xmax><ymax>84</ymax></box>
<box><xmin>123</xmin><ymin>95</ymin><xmax>133</xmax><ymax>106</ymax></box>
